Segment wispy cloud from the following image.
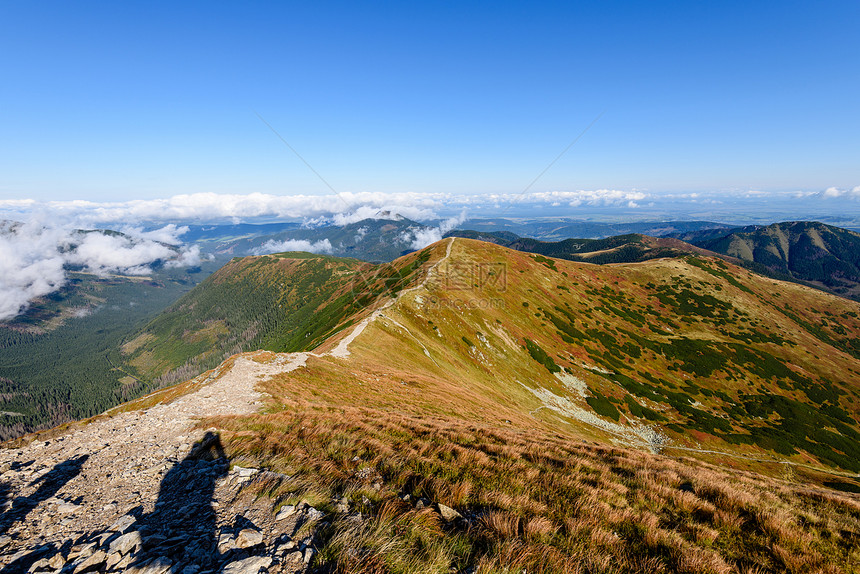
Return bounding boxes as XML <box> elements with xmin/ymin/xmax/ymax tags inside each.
<box><xmin>821</xmin><ymin>186</ymin><xmax>860</xmax><ymax>199</ymax></box>
<box><xmin>251</xmin><ymin>238</ymin><xmax>334</xmax><ymax>256</ymax></box>
<box><xmin>401</xmin><ymin>210</ymin><xmax>468</xmax><ymax>250</ymax></box>
<box><xmin>0</xmin><ymin>190</ymin><xmax>660</xmax><ymax>228</ymax></box>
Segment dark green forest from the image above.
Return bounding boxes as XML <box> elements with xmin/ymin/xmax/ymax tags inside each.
<box><xmin>0</xmin><ymin>272</ymin><xmax>198</xmax><ymax>440</ymax></box>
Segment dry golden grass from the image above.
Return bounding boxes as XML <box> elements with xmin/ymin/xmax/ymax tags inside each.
<box><xmin>208</xmin><ymin>404</ymin><xmax>860</xmax><ymax>573</ymax></box>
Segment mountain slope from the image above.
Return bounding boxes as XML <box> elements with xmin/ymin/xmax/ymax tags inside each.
<box><xmin>118</xmin><ymin>246</ymin><xmax>443</xmax><ymax>390</ymax></box>
<box><xmin>209</xmin><ymin>216</ymin><xmax>428</xmax><ymax>262</ymax></box>
<box><xmin>3</xmin><ymin>238</ymin><xmax>860</xmax><ymax>573</ymax></box>
<box><xmin>118</xmin><ymin>237</ymin><xmax>860</xmax><ymax>475</ymax></box>
<box><xmin>671</xmin><ymin>221</ymin><xmax>860</xmax><ymax>300</ymax></box>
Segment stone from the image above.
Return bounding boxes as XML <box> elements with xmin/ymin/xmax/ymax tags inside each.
<box><xmin>274</xmin><ymin>505</ymin><xmax>296</xmax><ymax>521</ymax></box>
<box><xmin>218</xmin><ymin>533</ymin><xmax>237</xmax><ymax>552</ymax></box>
<box><xmin>235</xmin><ymin>528</ymin><xmax>263</xmax><ymax>549</ymax></box>
<box><xmin>27</xmin><ymin>558</ymin><xmax>50</xmax><ymax>573</ymax></box>
<box><xmin>72</xmin><ymin>550</ymin><xmax>106</xmax><ymax>573</ymax></box>
<box><xmin>220</xmin><ymin>555</ymin><xmax>272</xmax><ymax>574</ymax></box>
<box><xmin>55</xmin><ymin>501</ymin><xmax>80</xmax><ymax>514</ymax></box>
<box><xmin>105</xmin><ymin>551</ymin><xmax>124</xmax><ymax>570</ymax></box>
<box><xmin>113</xmin><ymin>553</ymin><xmax>135</xmax><ymax>570</ymax></box>
<box><xmin>127</xmin><ymin>556</ymin><xmax>173</xmax><ymax>574</ymax></box>
<box><xmin>68</xmin><ymin>542</ymin><xmax>97</xmax><ymax>561</ymax></box>
<box><xmin>233</xmin><ymin>466</ymin><xmax>258</xmax><ymax>478</ymax></box>
<box><xmin>306</xmin><ymin>507</ymin><xmax>324</xmax><ymax>521</ymax></box>
<box><xmin>109</xmin><ymin>514</ymin><xmax>137</xmax><ymax>534</ymax></box>
<box><xmin>438</xmin><ymin>503</ymin><xmax>462</xmax><ymax>522</ymax></box>
<box><xmin>276</xmin><ymin>540</ymin><xmax>296</xmax><ymax>554</ymax></box>
<box><xmin>303</xmin><ymin>547</ymin><xmax>315</xmax><ymax>564</ymax></box>
<box><xmin>48</xmin><ymin>553</ymin><xmax>66</xmax><ymax>570</ymax></box>
<box><xmin>109</xmin><ymin>530</ymin><xmax>143</xmax><ymax>555</ymax></box>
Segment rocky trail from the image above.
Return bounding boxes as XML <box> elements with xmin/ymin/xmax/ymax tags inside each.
<box><xmin>0</xmin><ymin>241</ymin><xmax>458</xmax><ymax>574</ymax></box>
<box><xmin>0</xmin><ymin>355</ymin><xmax>320</xmax><ymax>574</ymax></box>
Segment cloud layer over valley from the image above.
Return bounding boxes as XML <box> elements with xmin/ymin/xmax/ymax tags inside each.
<box><xmin>3</xmin><ymin>187</ymin><xmax>859</xmax><ymax>230</ymax></box>
<box><xmin>0</xmin><ymin>222</ymin><xmax>202</xmax><ymax>320</ymax></box>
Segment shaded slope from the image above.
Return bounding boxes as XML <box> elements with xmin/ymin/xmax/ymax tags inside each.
<box><xmin>671</xmin><ymin>221</ymin><xmax>860</xmax><ymax>300</ymax></box>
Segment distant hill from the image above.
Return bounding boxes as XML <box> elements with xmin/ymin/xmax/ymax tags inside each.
<box><xmin>459</xmin><ymin>218</ymin><xmax>733</xmax><ymax>239</ymax></box>
<box><xmin>447</xmin><ymin>229</ymin><xmax>727</xmax><ymax>264</ymax></box>
<box><xmin>203</xmin><ymin>216</ymin><xmax>429</xmax><ymax>262</ymax></box>
<box><xmin>670</xmin><ymin>221</ymin><xmax>860</xmax><ymax>300</ymax></box>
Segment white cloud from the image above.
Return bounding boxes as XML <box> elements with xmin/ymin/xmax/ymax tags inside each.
<box><xmin>164</xmin><ymin>244</ymin><xmax>204</xmax><ymax>268</ymax></box>
<box><xmin>121</xmin><ymin>224</ymin><xmax>190</xmax><ymax>245</ymax></box>
<box><xmin>401</xmin><ymin>210</ymin><xmax>468</xmax><ymax>250</ymax></box>
<box><xmin>0</xmin><ymin>190</ymin><xmax>650</xmax><ymax>229</ymax></box>
<box><xmin>65</xmin><ymin>232</ymin><xmax>177</xmax><ymax>274</ymax></box>
<box><xmin>527</xmin><ymin>189</ymin><xmax>648</xmax><ymax>207</ymax></box>
<box><xmin>0</xmin><ymin>192</ymin><xmax>449</xmax><ymax>228</ymax></box>
<box><xmin>0</xmin><ymin>221</ymin><xmax>203</xmax><ymax>320</ymax></box>
<box><xmin>251</xmin><ymin>238</ymin><xmax>334</xmax><ymax>255</ymax></box>
<box><xmin>0</xmin><ymin>222</ymin><xmax>67</xmax><ymax>321</ymax></box>
<box><xmin>820</xmin><ymin>186</ymin><xmax>860</xmax><ymax>199</ymax></box>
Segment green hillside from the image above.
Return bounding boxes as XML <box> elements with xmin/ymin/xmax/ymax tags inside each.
<box><xmin>0</xmin><ymin>270</ymin><xmax>203</xmax><ymax>440</ymax></box>
<box><xmin>119</xmin><ymin>247</ymin><xmax>438</xmax><ymax>388</ymax></box>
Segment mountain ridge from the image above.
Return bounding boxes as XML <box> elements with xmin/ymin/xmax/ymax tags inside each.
<box><xmin>2</xmin><ymin>237</ymin><xmax>860</xmax><ymax>573</ymax></box>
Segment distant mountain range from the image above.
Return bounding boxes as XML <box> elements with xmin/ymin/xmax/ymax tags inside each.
<box><xmin>445</xmin><ymin>230</ymin><xmax>730</xmax><ymax>265</ymax></box>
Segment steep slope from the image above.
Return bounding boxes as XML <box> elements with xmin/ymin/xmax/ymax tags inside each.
<box><xmin>671</xmin><ymin>221</ymin><xmax>860</xmax><ymax>300</ymax></box>
<box><xmin>274</xmin><ymin>238</ymin><xmax>860</xmax><ymax>474</ymax></box>
<box><xmin>2</xmin><ymin>238</ymin><xmax>860</xmax><ymax>573</ymax></box>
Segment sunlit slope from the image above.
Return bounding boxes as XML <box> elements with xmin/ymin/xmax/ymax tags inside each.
<box><xmin>119</xmin><ymin>253</ymin><xmax>367</xmax><ymax>388</ymax></box>
<box><xmin>271</xmin><ymin>238</ymin><xmax>860</xmax><ymax>475</ymax></box>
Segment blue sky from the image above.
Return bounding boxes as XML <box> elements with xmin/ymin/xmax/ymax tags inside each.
<box><xmin>1</xmin><ymin>1</ymin><xmax>858</xmax><ymax>207</ymax></box>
